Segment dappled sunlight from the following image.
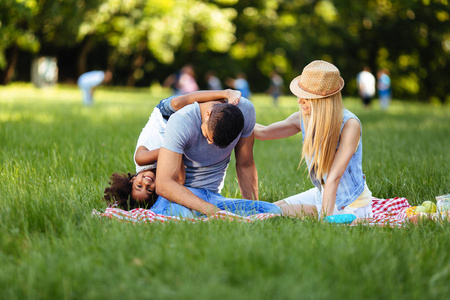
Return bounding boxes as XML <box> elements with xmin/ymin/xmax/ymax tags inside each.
<box><xmin>0</xmin><ymin>83</ymin><xmax>80</xmax><ymax>103</ymax></box>
<box><xmin>0</xmin><ymin>111</ymin><xmax>55</xmax><ymax>124</ymax></box>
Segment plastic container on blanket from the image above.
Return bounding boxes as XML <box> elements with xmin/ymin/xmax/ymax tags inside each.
<box><xmin>324</xmin><ymin>214</ymin><xmax>356</xmax><ymax>224</ymax></box>
<box><xmin>436</xmin><ymin>194</ymin><xmax>450</xmax><ymax>215</ymax></box>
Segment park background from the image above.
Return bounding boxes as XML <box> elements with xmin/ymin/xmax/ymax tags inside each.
<box><xmin>1</xmin><ymin>0</ymin><xmax>450</xmax><ymax>299</ymax></box>
<box><xmin>1</xmin><ymin>0</ymin><xmax>450</xmax><ymax>103</ymax></box>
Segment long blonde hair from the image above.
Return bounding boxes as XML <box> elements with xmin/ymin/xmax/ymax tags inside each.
<box><xmin>301</xmin><ymin>93</ymin><xmax>344</xmax><ymax>181</ymax></box>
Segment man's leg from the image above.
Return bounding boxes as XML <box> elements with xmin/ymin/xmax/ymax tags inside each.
<box><xmin>151</xmin><ymin>187</ymin><xmax>282</xmax><ymax>217</ymax></box>
<box><xmin>79</xmin><ymin>85</ymin><xmax>93</xmax><ymax>106</ymax></box>
<box><xmin>150</xmin><ymin>187</ymin><xmax>210</xmax><ymax>218</ymax></box>
<box><xmin>150</xmin><ymin>196</ymin><xmax>196</xmax><ymax>218</ymax></box>
<box><xmin>206</xmin><ymin>191</ymin><xmax>282</xmax><ymax>216</ymax></box>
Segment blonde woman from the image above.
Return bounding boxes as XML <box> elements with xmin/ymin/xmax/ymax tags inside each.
<box><xmin>255</xmin><ymin>60</ymin><xmax>372</xmax><ymax>221</ymax></box>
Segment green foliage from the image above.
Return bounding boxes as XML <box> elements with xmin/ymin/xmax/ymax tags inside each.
<box><xmin>1</xmin><ymin>1</ymin><xmax>450</xmax><ymax>93</ymax></box>
<box><xmin>226</xmin><ymin>0</ymin><xmax>449</xmax><ymax>100</ymax></box>
<box><xmin>0</xmin><ymin>0</ymin><xmax>39</xmax><ymax>68</ymax></box>
<box><xmin>78</xmin><ymin>0</ymin><xmax>236</xmax><ymax>75</ymax></box>
<box><xmin>0</xmin><ymin>86</ymin><xmax>449</xmax><ymax>298</ymax></box>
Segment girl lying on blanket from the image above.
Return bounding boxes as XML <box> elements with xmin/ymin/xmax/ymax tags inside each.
<box><xmin>103</xmin><ymin>89</ymin><xmax>242</xmax><ymax>210</ymax></box>
<box><xmin>255</xmin><ymin>60</ymin><xmax>373</xmax><ymax>223</ymax></box>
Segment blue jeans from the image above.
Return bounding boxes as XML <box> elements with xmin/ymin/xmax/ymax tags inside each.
<box><xmin>151</xmin><ymin>187</ymin><xmax>282</xmax><ymax>218</ymax></box>
<box><xmin>79</xmin><ymin>88</ymin><xmax>93</xmax><ymax>105</ymax></box>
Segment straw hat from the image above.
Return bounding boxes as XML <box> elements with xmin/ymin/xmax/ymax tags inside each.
<box><xmin>289</xmin><ymin>60</ymin><xmax>345</xmax><ymax>99</ymax></box>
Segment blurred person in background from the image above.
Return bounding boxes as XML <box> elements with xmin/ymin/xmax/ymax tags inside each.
<box><xmin>267</xmin><ymin>71</ymin><xmax>283</xmax><ymax>107</ymax></box>
<box><xmin>77</xmin><ymin>70</ymin><xmax>112</xmax><ymax>106</ymax></box>
<box><xmin>377</xmin><ymin>68</ymin><xmax>392</xmax><ymax>110</ymax></box>
<box><xmin>356</xmin><ymin>66</ymin><xmax>376</xmax><ymax>109</ymax></box>
<box><xmin>205</xmin><ymin>70</ymin><xmax>223</xmax><ymax>90</ymax></box>
<box><xmin>163</xmin><ymin>64</ymin><xmax>199</xmax><ymax>95</ymax></box>
<box><xmin>226</xmin><ymin>72</ymin><xmax>252</xmax><ymax>100</ymax></box>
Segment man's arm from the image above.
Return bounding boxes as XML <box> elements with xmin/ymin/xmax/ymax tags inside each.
<box><xmin>234</xmin><ymin>132</ymin><xmax>258</xmax><ymax>200</ymax></box>
<box><xmin>155</xmin><ymin>148</ymin><xmax>221</xmax><ymax>216</ymax></box>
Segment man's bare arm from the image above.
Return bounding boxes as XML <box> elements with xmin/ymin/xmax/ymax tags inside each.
<box><xmin>234</xmin><ymin>133</ymin><xmax>258</xmax><ymax>200</ymax></box>
<box><xmin>155</xmin><ymin>148</ymin><xmax>220</xmax><ymax>215</ymax></box>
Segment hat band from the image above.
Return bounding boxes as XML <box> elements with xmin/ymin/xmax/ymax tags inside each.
<box><xmin>298</xmin><ymin>81</ymin><xmax>342</xmax><ymax>97</ymax></box>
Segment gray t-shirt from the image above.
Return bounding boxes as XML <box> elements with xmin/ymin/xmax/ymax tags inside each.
<box><xmin>161</xmin><ymin>97</ymin><xmax>256</xmax><ymax>192</ymax></box>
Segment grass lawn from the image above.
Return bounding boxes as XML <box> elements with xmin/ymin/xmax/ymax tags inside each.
<box><xmin>1</xmin><ymin>83</ymin><xmax>449</xmax><ymax>299</ymax></box>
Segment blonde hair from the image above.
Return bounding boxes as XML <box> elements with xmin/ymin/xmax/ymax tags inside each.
<box><xmin>301</xmin><ymin>93</ymin><xmax>344</xmax><ymax>181</ymax></box>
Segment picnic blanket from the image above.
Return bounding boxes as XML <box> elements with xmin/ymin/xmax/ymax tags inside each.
<box><xmin>92</xmin><ymin>197</ymin><xmax>412</xmax><ymax>226</ymax></box>
<box><xmin>92</xmin><ymin>197</ymin><xmax>412</xmax><ymax>227</ymax></box>
<box><xmin>92</xmin><ymin>207</ymin><xmax>279</xmax><ymax>223</ymax></box>
<box><xmin>359</xmin><ymin>197</ymin><xmax>411</xmax><ymax>227</ymax></box>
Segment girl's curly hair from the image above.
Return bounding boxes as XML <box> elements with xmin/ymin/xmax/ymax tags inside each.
<box><xmin>103</xmin><ymin>172</ymin><xmax>157</xmax><ymax>211</ymax></box>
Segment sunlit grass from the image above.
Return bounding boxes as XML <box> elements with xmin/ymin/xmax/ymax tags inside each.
<box><xmin>0</xmin><ymin>84</ymin><xmax>449</xmax><ymax>299</ymax></box>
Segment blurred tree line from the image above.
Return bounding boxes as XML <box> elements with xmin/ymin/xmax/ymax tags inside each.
<box><xmin>1</xmin><ymin>0</ymin><xmax>449</xmax><ymax>102</ymax></box>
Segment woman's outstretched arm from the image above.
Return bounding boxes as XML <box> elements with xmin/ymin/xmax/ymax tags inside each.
<box><xmin>254</xmin><ymin>112</ymin><xmax>301</xmax><ymax>141</ymax></box>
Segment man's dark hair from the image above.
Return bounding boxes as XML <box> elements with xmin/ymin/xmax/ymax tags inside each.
<box><xmin>209</xmin><ymin>103</ymin><xmax>244</xmax><ymax>148</ymax></box>
<box><xmin>103</xmin><ymin>172</ymin><xmax>157</xmax><ymax>211</ymax></box>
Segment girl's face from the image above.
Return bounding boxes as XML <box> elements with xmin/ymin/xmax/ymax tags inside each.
<box><xmin>298</xmin><ymin>98</ymin><xmax>311</xmax><ymax>115</ymax></box>
<box><xmin>131</xmin><ymin>170</ymin><xmax>156</xmax><ymax>202</ymax></box>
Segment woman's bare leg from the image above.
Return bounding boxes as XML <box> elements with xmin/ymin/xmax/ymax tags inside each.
<box><xmin>278</xmin><ymin>203</ymin><xmax>318</xmax><ymax>219</ymax></box>
<box><xmin>350</xmin><ymin>218</ymin><xmax>373</xmax><ymax>225</ymax></box>
<box><xmin>273</xmin><ymin>199</ymin><xmax>287</xmax><ymax>206</ymax></box>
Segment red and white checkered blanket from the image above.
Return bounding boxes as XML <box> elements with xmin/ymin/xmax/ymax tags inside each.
<box><xmin>91</xmin><ymin>207</ymin><xmax>278</xmax><ymax>223</ymax></box>
<box><xmin>358</xmin><ymin>197</ymin><xmax>411</xmax><ymax>227</ymax></box>
<box><xmin>92</xmin><ymin>197</ymin><xmax>411</xmax><ymax>227</ymax></box>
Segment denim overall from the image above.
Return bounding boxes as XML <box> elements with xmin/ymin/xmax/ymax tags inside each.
<box><xmin>300</xmin><ymin>109</ymin><xmax>366</xmax><ymax>211</ymax></box>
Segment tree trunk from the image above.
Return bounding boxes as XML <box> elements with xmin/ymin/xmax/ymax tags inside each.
<box><xmin>0</xmin><ymin>45</ymin><xmax>19</xmax><ymax>85</ymax></box>
<box><xmin>126</xmin><ymin>42</ymin><xmax>147</xmax><ymax>87</ymax></box>
<box><xmin>126</xmin><ymin>52</ymin><xmax>146</xmax><ymax>87</ymax></box>
<box><xmin>77</xmin><ymin>37</ymin><xmax>93</xmax><ymax>77</ymax></box>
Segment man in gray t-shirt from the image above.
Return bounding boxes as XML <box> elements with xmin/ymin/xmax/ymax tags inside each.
<box><xmin>152</xmin><ymin>96</ymin><xmax>281</xmax><ymax>217</ymax></box>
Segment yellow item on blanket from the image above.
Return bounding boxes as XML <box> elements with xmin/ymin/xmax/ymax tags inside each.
<box><xmin>405</xmin><ymin>206</ymin><xmax>417</xmax><ymax>218</ymax></box>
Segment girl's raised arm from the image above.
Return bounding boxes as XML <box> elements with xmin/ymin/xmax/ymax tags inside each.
<box><xmin>171</xmin><ymin>89</ymin><xmax>241</xmax><ymax>111</ymax></box>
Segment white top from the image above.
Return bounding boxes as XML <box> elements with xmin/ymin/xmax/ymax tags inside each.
<box><xmin>77</xmin><ymin>71</ymin><xmax>105</xmax><ymax>88</ymax></box>
<box><xmin>357</xmin><ymin>71</ymin><xmax>376</xmax><ymax>97</ymax></box>
<box><xmin>134</xmin><ymin>107</ymin><xmax>167</xmax><ymax>173</ymax></box>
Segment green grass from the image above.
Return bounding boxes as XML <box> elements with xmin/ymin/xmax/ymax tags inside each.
<box><xmin>1</xmin><ymin>83</ymin><xmax>449</xmax><ymax>299</ymax></box>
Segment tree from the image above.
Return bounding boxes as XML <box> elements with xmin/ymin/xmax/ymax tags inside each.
<box><xmin>0</xmin><ymin>0</ymin><xmax>103</xmax><ymax>85</ymax></box>
<box><xmin>225</xmin><ymin>0</ymin><xmax>450</xmax><ymax>100</ymax></box>
<box><xmin>77</xmin><ymin>0</ymin><xmax>237</xmax><ymax>86</ymax></box>
<box><xmin>0</xmin><ymin>0</ymin><xmax>39</xmax><ymax>84</ymax></box>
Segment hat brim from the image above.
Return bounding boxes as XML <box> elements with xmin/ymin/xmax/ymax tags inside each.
<box><xmin>289</xmin><ymin>75</ymin><xmax>345</xmax><ymax>99</ymax></box>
